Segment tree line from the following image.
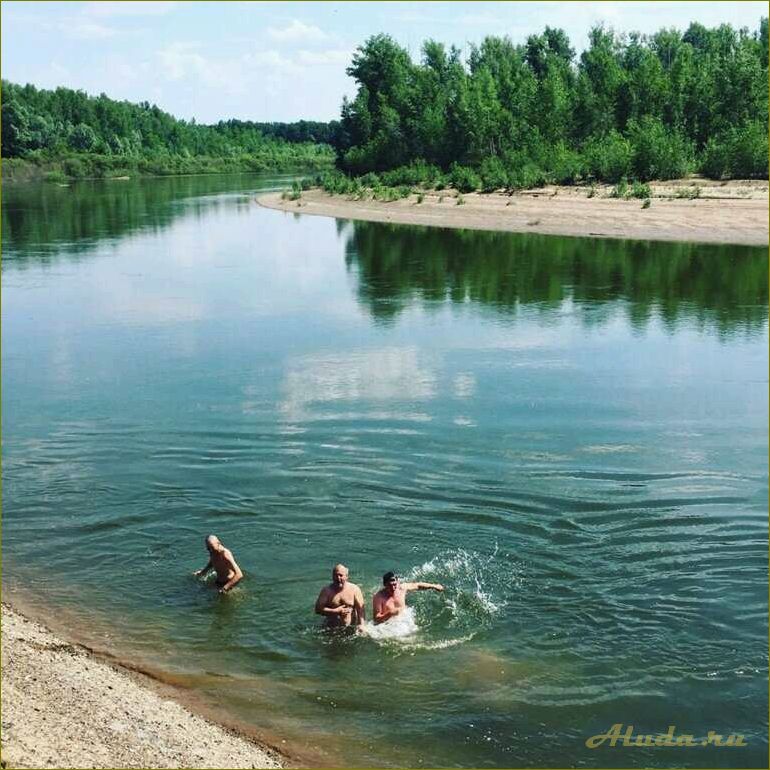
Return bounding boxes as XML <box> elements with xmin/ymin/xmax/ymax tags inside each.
<box><xmin>1</xmin><ymin>81</ymin><xmax>334</xmax><ymax>179</ymax></box>
<box><xmin>332</xmin><ymin>19</ymin><xmax>768</xmax><ymax>188</ymax></box>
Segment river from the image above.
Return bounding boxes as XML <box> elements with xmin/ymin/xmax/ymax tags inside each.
<box><xmin>2</xmin><ymin>173</ymin><xmax>767</xmax><ymax>767</ymax></box>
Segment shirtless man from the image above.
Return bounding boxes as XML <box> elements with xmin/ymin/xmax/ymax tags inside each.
<box><xmin>314</xmin><ymin>564</ymin><xmax>366</xmax><ymax>630</ymax></box>
<box><xmin>193</xmin><ymin>535</ymin><xmax>243</xmax><ymax>593</ymax></box>
<box><xmin>372</xmin><ymin>571</ymin><xmax>444</xmax><ymax>625</ymax></box>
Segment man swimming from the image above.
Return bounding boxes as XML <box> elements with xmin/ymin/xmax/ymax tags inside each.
<box><xmin>372</xmin><ymin>571</ymin><xmax>444</xmax><ymax>625</ymax></box>
<box><xmin>315</xmin><ymin>564</ymin><xmax>366</xmax><ymax>630</ymax></box>
<box><xmin>193</xmin><ymin>534</ymin><xmax>243</xmax><ymax>593</ymax></box>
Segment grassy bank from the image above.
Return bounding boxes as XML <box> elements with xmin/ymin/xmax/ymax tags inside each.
<box><xmin>2</xmin><ymin>151</ymin><xmax>334</xmax><ymax>184</ymax></box>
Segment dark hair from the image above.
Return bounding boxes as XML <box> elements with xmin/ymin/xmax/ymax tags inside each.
<box><xmin>383</xmin><ymin>571</ymin><xmax>397</xmax><ymax>584</ymax></box>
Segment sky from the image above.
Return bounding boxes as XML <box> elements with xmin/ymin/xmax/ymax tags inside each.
<box><xmin>2</xmin><ymin>1</ymin><xmax>767</xmax><ymax>123</ymax></box>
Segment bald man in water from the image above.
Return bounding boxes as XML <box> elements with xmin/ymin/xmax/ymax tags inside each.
<box><xmin>193</xmin><ymin>535</ymin><xmax>243</xmax><ymax>593</ymax></box>
<box><xmin>314</xmin><ymin>564</ymin><xmax>366</xmax><ymax>630</ymax></box>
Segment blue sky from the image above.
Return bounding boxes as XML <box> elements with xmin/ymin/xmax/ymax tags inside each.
<box><xmin>2</xmin><ymin>1</ymin><xmax>767</xmax><ymax>123</ymax></box>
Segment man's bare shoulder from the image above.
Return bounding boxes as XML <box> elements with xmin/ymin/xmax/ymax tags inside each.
<box><xmin>346</xmin><ymin>580</ymin><xmax>362</xmax><ymax>591</ymax></box>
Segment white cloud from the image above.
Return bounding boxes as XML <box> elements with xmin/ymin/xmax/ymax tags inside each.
<box><xmin>296</xmin><ymin>48</ymin><xmax>352</xmax><ymax>66</ymax></box>
<box><xmin>82</xmin><ymin>1</ymin><xmax>178</xmax><ymax>17</ymax></box>
<box><xmin>66</xmin><ymin>20</ymin><xmax>117</xmax><ymax>40</ymax></box>
<box><xmin>267</xmin><ymin>19</ymin><xmax>327</xmax><ymax>44</ymax></box>
<box><xmin>245</xmin><ymin>49</ymin><xmax>294</xmax><ymax>69</ymax></box>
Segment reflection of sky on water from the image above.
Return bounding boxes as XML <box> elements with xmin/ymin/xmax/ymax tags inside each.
<box><xmin>278</xmin><ymin>347</ymin><xmax>438</xmax><ymax>422</ymax></box>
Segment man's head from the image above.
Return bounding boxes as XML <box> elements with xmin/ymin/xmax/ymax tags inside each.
<box><xmin>205</xmin><ymin>534</ymin><xmax>222</xmax><ymax>553</ymax></box>
<box><xmin>383</xmin><ymin>571</ymin><xmax>399</xmax><ymax>593</ymax></box>
<box><xmin>332</xmin><ymin>563</ymin><xmax>349</xmax><ymax>588</ymax></box>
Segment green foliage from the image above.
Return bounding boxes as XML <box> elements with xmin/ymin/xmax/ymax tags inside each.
<box><xmin>2</xmin><ymin>81</ymin><xmax>335</xmax><ymax>176</ymax></box>
<box><xmin>503</xmin><ymin>151</ymin><xmax>547</xmax><ymax>189</ymax></box>
<box><xmin>675</xmin><ymin>185</ymin><xmax>701</xmax><ymax>199</ymax></box>
<box><xmin>627</xmin><ymin>116</ymin><xmax>692</xmax><ymax>180</ymax></box>
<box><xmin>479</xmin><ymin>156</ymin><xmax>508</xmax><ymax>191</ymax></box>
<box><xmin>584</xmin><ymin>131</ymin><xmax>633</xmax><ymax>183</ymax></box>
<box><xmin>609</xmin><ymin>176</ymin><xmax>629</xmax><ymax>198</ymax></box>
<box><xmin>449</xmin><ymin>163</ymin><xmax>482</xmax><ymax>192</ymax></box>
<box><xmin>543</xmin><ymin>142</ymin><xmax>585</xmax><ymax>185</ymax></box>
<box><xmin>630</xmin><ymin>180</ymin><xmax>652</xmax><ymax>199</ymax></box>
<box><xmin>331</xmin><ymin>19</ymin><xmax>767</xmax><ymax>186</ymax></box>
<box><xmin>702</xmin><ymin>121</ymin><xmax>769</xmax><ymax>179</ymax></box>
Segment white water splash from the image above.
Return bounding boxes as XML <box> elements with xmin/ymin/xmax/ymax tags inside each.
<box><xmin>364</xmin><ymin>606</ymin><xmax>419</xmax><ymax>641</ymax></box>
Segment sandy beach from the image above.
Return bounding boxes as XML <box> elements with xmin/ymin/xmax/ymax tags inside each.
<box><xmin>1</xmin><ymin>603</ymin><xmax>284</xmax><ymax>769</ymax></box>
<box><xmin>257</xmin><ymin>179</ymin><xmax>769</xmax><ymax>246</ymax></box>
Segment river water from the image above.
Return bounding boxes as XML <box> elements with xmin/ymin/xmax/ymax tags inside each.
<box><xmin>2</xmin><ymin>174</ymin><xmax>767</xmax><ymax>768</ymax></box>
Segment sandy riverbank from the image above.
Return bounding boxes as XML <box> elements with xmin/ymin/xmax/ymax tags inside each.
<box><xmin>257</xmin><ymin>179</ymin><xmax>769</xmax><ymax>246</ymax></box>
<box><xmin>1</xmin><ymin>603</ymin><xmax>284</xmax><ymax>769</ymax></box>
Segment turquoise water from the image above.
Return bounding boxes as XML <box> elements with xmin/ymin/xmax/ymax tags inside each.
<box><xmin>2</xmin><ymin>175</ymin><xmax>768</xmax><ymax>768</ymax></box>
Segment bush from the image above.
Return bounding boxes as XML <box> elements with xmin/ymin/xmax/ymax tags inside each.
<box><xmin>675</xmin><ymin>185</ymin><xmax>701</xmax><ymax>199</ymax></box>
<box><xmin>702</xmin><ymin>121</ymin><xmax>768</xmax><ymax>179</ymax></box>
<box><xmin>630</xmin><ymin>180</ymin><xmax>651</xmax><ymax>199</ymax></box>
<box><xmin>62</xmin><ymin>157</ymin><xmax>87</xmax><ymax>178</ymax></box>
<box><xmin>449</xmin><ymin>163</ymin><xmax>481</xmax><ymax>192</ymax></box>
<box><xmin>380</xmin><ymin>161</ymin><xmax>442</xmax><ymax>188</ymax></box>
<box><xmin>43</xmin><ymin>170</ymin><xmax>69</xmax><ymax>183</ymax></box>
<box><xmin>627</xmin><ymin>117</ymin><xmax>692</xmax><ymax>181</ymax></box>
<box><xmin>479</xmin><ymin>156</ymin><xmax>508</xmax><ymax>192</ymax></box>
<box><xmin>584</xmin><ymin>130</ymin><xmax>633</xmax><ymax>183</ymax></box>
<box><xmin>543</xmin><ymin>142</ymin><xmax>585</xmax><ymax>185</ymax></box>
<box><xmin>610</xmin><ymin>177</ymin><xmax>629</xmax><ymax>198</ymax></box>
<box><xmin>358</xmin><ymin>171</ymin><xmax>381</xmax><ymax>188</ymax></box>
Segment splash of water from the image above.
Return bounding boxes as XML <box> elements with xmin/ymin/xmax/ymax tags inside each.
<box><xmin>363</xmin><ymin>547</ymin><xmax>520</xmax><ymax>651</ymax></box>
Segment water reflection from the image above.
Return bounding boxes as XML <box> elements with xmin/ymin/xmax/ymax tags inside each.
<box><xmin>344</xmin><ymin>221</ymin><xmax>768</xmax><ymax>336</ymax></box>
<box><xmin>1</xmin><ymin>173</ymin><xmax>296</xmax><ymax>265</ymax></box>
<box><xmin>279</xmin><ymin>347</ymin><xmax>438</xmax><ymax>422</ymax></box>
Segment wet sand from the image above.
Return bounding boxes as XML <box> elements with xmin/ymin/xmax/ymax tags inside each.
<box><xmin>257</xmin><ymin>179</ymin><xmax>768</xmax><ymax>246</ymax></box>
<box><xmin>1</xmin><ymin>603</ymin><xmax>284</xmax><ymax>769</ymax></box>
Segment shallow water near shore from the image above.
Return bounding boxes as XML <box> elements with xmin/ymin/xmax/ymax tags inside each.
<box><xmin>2</xmin><ymin>174</ymin><xmax>768</xmax><ymax>768</ymax></box>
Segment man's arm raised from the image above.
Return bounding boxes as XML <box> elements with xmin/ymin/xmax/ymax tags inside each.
<box><xmin>402</xmin><ymin>581</ymin><xmax>444</xmax><ymax>592</ymax></box>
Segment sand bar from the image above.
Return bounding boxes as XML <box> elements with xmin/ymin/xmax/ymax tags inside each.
<box><xmin>257</xmin><ymin>179</ymin><xmax>769</xmax><ymax>246</ymax></box>
<box><xmin>1</xmin><ymin>603</ymin><xmax>284</xmax><ymax>769</ymax></box>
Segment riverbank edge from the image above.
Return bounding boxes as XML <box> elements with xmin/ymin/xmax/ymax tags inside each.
<box><xmin>1</xmin><ymin>601</ymin><xmax>292</xmax><ymax>769</ymax></box>
<box><xmin>256</xmin><ymin>182</ymin><xmax>769</xmax><ymax>246</ymax></box>
<box><xmin>1</xmin><ymin>157</ymin><xmax>333</xmax><ymax>184</ymax></box>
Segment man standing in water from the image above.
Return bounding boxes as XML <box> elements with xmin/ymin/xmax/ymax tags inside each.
<box><xmin>372</xmin><ymin>571</ymin><xmax>444</xmax><ymax>625</ymax></box>
<box><xmin>193</xmin><ymin>535</ymin><xmax>243</xmax><ymax>593</ymax></box>
<box><xmin>315</xmin><ymin>564</ymin><xmax>366</xmax><ymax>630</ymax></box>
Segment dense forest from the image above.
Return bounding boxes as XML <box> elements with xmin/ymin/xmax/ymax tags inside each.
<box><xmin>1</xmin><ymin>81</ymin><xmax>334</xmax><ymax>180</ymax></box>
<box><xmin>3</xmin><ymin>18</ymin><xmax>767</xmax><ymax>186</ymax></box>
<box><xmin>330</xmin><ymin>19</ymin><xmax>768</xmax><ymax>190</ymax></box>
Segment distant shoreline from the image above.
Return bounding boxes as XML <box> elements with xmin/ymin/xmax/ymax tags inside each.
<box><xmin>1</xmin><ymin>601</ymin><xmax>291</xmax><ymax>769</ymax></box>
<box><xmin>257</xmin><ymin>179</ymin><xmax>769</xmax><ymax>246</ymax></box>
